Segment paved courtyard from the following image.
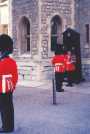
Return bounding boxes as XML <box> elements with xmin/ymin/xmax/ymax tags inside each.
<box><xmin>1</xmin><ymin>81</ymin><xmax>90</xmax><ymax>134</ymax></box>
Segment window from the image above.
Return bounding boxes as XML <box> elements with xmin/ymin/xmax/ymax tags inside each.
<box><xmin>0</xmin><ymin>24</ymin><xmax>8</xmax><ymax>34</ymax></box>
<box><xmin>19</xmin><ymin>16</ymin><xmax>30</xmax><ymax>54</ymax></box>
<box><xmin>51</xmin><ymin>15</ymin><xmax>62</xmax><ymax>51</ymax></box>
<box><xmin>85</xmin><ymin>24</ymin><xmax>89</xmax><ymax>43</ymax></box>
<box><xmin>0</xmin><ymin>0</ymin><xmax>7</xmax><ymax>3</ymax></box>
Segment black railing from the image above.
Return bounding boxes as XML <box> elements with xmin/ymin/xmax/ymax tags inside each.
<box><xmin>18</xmin><ymin>65</ymin><xmax>57</xmax><ymax>105</ymax></box>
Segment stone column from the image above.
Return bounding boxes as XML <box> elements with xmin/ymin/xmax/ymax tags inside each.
<box><xmin>8</xmin><ymin>0</ymin><xmax>12</xmax><ymax>36</ymax></box>
<box><xmin>38</xmin><ymin>0</ymin><xmax>42</xmax><ymax>60</ymax></box>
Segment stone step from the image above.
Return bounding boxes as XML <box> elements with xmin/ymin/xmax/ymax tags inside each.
<box><xmin>17</xmin><ymin>80</ymin><xmax>49</xmax><ymax>87</ymax></box>
<box><xmin>16</xmin><ymin>58</ymin><xmax>53</xmax><ymax>82</ymax></box>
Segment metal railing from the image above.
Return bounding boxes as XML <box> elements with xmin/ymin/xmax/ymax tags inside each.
<box><xmin>18</xmin><ymin>65</ymin><xmax>57</xmax><ymax>105</ymax></box>
<box><xmin>38</xmin><ymin>65</ymin><xmax>57</xmax><ymax>105</ymax></box>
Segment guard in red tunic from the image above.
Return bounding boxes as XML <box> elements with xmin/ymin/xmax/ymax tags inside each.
<box><xmin>65</xmin><ymin>51</ymin><xmax>76</xmax><ymax>86</ymax></box>
<box><xmin>52</xmin><ymin>50</ymin><xmax>66</xmax><ymax>92</ymax></box>
<box><xmin>0</xmin><ymin>34</ymin><xmax>18</xmax><ymax>132</ymax></box>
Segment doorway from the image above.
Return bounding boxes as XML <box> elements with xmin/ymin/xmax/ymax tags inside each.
<box><xmin>19</xmin><ymin>16</ymin><xmax>30</xmax><ymax>54</ymax></box>
<box><xmin>51</xmin><ymin>15</ymin><xmax>62</xmax><ymax>51</ymax></box>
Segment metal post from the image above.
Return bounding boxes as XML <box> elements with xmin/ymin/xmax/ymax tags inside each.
<box><xmin>52</xmin><ymin>78</ymin><xmax>56</xmax><ymax>105</ymax></box>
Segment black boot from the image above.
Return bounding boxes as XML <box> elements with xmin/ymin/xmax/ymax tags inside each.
<box><xmin>56</xmin><ymin>89</ymin><xmax>64</xmax><ymax>92</ymax></box>
<box><xmin>66</xmin><ymin>83</ymin><xmax>73</xmax><ymax>87</ymax></box>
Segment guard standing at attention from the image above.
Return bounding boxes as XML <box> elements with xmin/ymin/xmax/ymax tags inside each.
<box><xmin>65</xmin><ymin>50</ymin><xmax>76</xmax><ymax>87</ymax></box>
<box><xmin>0</xmin><ymin>34</ymin><xmax>18</xmax><ymax>133</ymax></box>
<box><xmin>51</xmin><ymin>47</ymin><xmax>66</xmax><ymax>92</ymax></box>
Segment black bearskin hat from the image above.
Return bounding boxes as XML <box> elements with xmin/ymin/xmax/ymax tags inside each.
<box><xmin>55</xmin><ymin>44</ymin><xmax>65</xmax><ymax>55</ymax></box>
<box><xmin>0</xmin><ymin>34</ymin><xmax>13</xmax><ymax>53</ymax></box>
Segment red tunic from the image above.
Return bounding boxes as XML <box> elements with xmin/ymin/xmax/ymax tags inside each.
<box><xmin>0</xmin><ymin>57</ymin><xmax>18</xmax><ymax>94</ymax></box>
<box><xmin>52</xmin><ymin>55</ymin><xmax>66</xmax><ymax>73</ymax></box>
<box><xmin>65</xmin><ymin>54</ymin><xmax>75</xmax><ymax>71</ymax></box>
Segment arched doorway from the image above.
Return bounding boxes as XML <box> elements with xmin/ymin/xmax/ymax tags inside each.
<box><xmin>19</xmin><ymin>16</ymin><xmax>30</xmax><ymax>54</ymax></box>
<box><xmin>51</xmin><ymin>15</ymin><xmax>62</xmax><ymax>51</ymax></box>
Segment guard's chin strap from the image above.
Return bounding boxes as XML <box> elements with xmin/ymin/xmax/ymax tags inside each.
<box><xmin>0</xmin><ymin>51</ymin><xmax>11</xmax><ymax>60</ymax></box>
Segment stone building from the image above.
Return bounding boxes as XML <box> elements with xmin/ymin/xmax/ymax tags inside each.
<box><xmin>75</xmin><ymin>0</ymin><xmax>90</xmax><ymax>81</ymax></box>
<box><xmin>8</xmin><ymin>0</ymin><xmax>90</xmax><ymax>82</ymax></box>
<box><xmin>0</xmin><ymin>0</ymin><xmax>8</xmax><ymax>34</ymax></box>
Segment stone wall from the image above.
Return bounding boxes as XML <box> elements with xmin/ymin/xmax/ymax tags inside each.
<box><xmin>40</xmin><ymin>0</ymin><xmax>73</xmax><ymax>58</ymax></box>
<box><xmin>12</xmin><ymin>0</ymin><xmax>39</xmax><ymax>57</ymax></box>
<box><xmin>11</xmin><ymin>0</ymin><xmax>74</xmax><ymax>82</ymax></box>
<box><xmin>12</xmin><ymin>0</ymin><xmax>73</xmax><ymax>59</ymax></box>
<box><xmin>75</xmin><ymin>0</ymin><xmax>90</xmax><ymax>80</ymax></box>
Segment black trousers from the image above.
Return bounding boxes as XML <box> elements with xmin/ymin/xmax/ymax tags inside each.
<box><xmin>55</xmin><ymin>72</ymin><xmax>64</xmax><ymax>91</ymax></box>
<box><xmin>67</xmin><ymin>71</ymin><xmax>74</xmax><ymax>85</ymax></box>
<box><xmin>0</xmin><ymin>92</ymin><xmax>14</xmax><ymax>131</ymax></box>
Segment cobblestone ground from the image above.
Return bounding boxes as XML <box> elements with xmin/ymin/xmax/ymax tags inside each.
<box><xmin>1</xmin><ymin>81</ymin><xmax>90</xmax><ymax>134</ymax></box>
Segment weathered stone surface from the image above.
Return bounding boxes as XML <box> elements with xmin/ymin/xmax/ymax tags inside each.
<box><xmin>11</xmin><ymin>0</ymin><xmax>90</xmax><ymax>81</ymax></box>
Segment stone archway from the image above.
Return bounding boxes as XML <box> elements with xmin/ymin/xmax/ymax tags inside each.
<box><xmin>51</xmin><ymin>15</ymin><xmax>62</xmax><ymax>51</ymax></box>
<box><xmin>19</xmin><ymin>16</ymin><xmax>30</xmax><ymax>54</ymax></box>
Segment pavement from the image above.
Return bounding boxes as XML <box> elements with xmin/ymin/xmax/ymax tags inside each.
<box><xmin>1</xmin><ymin>80</ymin><xmax>90</xmax><ymax>134</ymax></box>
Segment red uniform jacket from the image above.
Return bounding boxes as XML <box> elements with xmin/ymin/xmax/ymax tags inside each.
<box><xmin>0</xmin><ymin>57</ymin><xmax>18</xmax><ymax>94</ymax></box>
<box><xmin>65</xmin><ymin>54</ymin><xmax>75</xmax><ymax>71</ymax></box>
<box><xmin>52</xmin><ymin>55</ymin><xmax>66</xmax><ymax>73</ymax></box>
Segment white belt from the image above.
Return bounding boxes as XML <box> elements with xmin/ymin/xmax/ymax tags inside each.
<box><xmin>55</xmin><ymin>63</ymin><xmax>63</xmax><ymax>66</ymax></box>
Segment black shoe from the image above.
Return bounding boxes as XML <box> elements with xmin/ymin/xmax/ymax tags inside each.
<box><xmin>0</xmin><ymin>128</ymin><xmax>14</xmax><ymax>133</ymax></box>
<box><xmin>56</xmin><ymin>89</ymin><xmax>64</xmax><ymax>92</ymax></box>
<box><xmin>66</xmin><ymin>84</ymin><xmax>73</xmax><ymax>87</ymax></box>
